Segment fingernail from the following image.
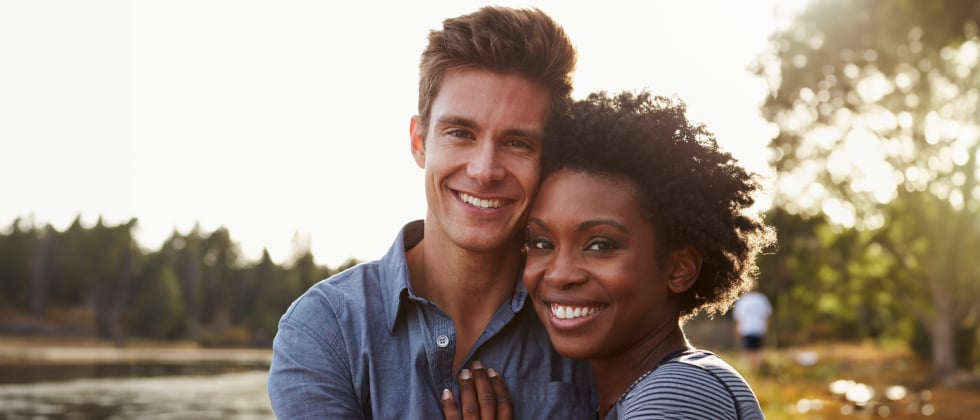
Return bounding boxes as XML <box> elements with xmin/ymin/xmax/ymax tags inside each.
<box><xmin>461</xmin><ymin>369</ymin><xmax>471</xmax><ymax>380</ymax></box>
<box><xmin>442</xmin><ymin>389</ymin><xmax>452</xmax><ymax>400</ymax></box>
<box><xmin>488</xmin><ymin>368</ymin><xmax>498</xmax><ymax>378</ymax></box>
<box><xmin>471</xmin><ymin>360</ymin><xmax>483</xmax><ymax>370</ymax></box>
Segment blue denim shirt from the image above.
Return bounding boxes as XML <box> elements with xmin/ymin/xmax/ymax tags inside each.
<box><xmin>268</xmin><ymin>221</ymin><xmax>596</xmax><ymax>419</ymax></box>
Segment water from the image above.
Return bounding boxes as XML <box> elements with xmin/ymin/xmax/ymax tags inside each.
<box><xmin>0</xmin><ymin>367</ymin><xmax>274</xmax><ymax>419</ymax></box>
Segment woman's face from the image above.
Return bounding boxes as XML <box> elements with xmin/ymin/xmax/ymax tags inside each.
<box><xmin>523</xmin><ymin>169</ymin><xmax>678</xmax><ymax>361</ymax></box>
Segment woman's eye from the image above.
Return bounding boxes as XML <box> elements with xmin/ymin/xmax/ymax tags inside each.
<box><xmin>586</xmin><ymin>239</ymin><xmax>615</xmax><ymax>252</ymax></box>
<box><xmin>527</xmin><ymin>238</ymin><xmax>552</xmax><ymax>250</ymax></box>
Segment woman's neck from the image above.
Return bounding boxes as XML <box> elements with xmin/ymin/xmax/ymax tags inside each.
<box><xmin>591</xmin><ymin>324</ymin><xmax>690</xmax><ymax>419</ymax></box>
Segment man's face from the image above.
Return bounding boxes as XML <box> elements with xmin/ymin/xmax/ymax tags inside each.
<box><xmin>410</xmin><ymin>69</ymin><xmax>550</xmax><ymax>253</ymax></box>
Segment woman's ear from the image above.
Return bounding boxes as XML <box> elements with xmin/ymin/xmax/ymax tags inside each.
<box><xmin>410</xmin><ymin>116</ymin><xmax>426</xmax><ymax>169</ymax></box>
<box><xmin>667</xmin><ymin>246</ymin><xmax>702</xmax><ymax>294</ymax></box>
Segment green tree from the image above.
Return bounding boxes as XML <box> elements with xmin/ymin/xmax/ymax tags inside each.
<box><xmin>759</xmin><ymin>208</ymin><xmax>907</xmax><ymax>345</ymax></box>
<box><xmin>28</xmin><ymin>225</ymin><xmax>57</xmax><ymax>316</ymax></box>
<box><xmin>0</xmin><ymin>218</ymin><xmax>33</xmax><ymax>310</ymax></box>
<box><xmin>50</xmin><ymin>216</ymin><xmax>94</xmax><ymax>308</ymax></box>
<box><xmin>200</xmin><ymin>227</ymin><xmax>241</xmax><ymax>333</ymax></box>
<box><xmin>757</xmin><ymin>0</ymin><xmax>980</xmax><ymax>379</ymax></box>
<box><xmin>88</xmin><ymin>217</ymin><xmax>140</xmax><ymax>342</ymax></box>
<box><xmin>128</xmin><ymin>261</ymin><xmax>185</xmax><ymax>339</ymax></box>
<box><xmin>169</xmin><ymin>226</ymin><xmax>204</xmax><ymax>338</ymax></box>
<box><xmin>238</xmin><ymin>249</ymin><xmax>285</xmax><ymax>345</ymax></box>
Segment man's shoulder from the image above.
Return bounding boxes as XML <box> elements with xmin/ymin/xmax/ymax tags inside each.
<box><xmin>304</xmin><ymin>260</ymin><xmax>383</xmax><ymax>296</ymax></box>
<box><xmin>281</xmin><ymin>260</ymin><xmax>390</xmax><ymax>323</ymax></box>
<box><xmin>323</xmin><ymin>259</ymin><xmax>383</xmax><ymax>286</ymax></box>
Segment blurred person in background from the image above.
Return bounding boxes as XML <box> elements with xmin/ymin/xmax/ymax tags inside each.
<box><xmin>733</xmin><ymin>281</ymin><xmax>772</xmax><ymax>372</ymax></box>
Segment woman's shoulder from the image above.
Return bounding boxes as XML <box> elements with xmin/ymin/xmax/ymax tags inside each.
<box><xmin>617</xmin><ymin>350</ymin><xmax>764</xmax><ymax>419</ymax></box>
<box><xmin>634</xmin><ymin>350</ymin><xmax>739</xmax><ymax>400</ymax></box>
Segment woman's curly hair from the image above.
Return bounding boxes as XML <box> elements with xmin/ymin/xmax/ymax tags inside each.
<box><xmin>543</xmin><ymin>91</ymin><xmax>776</xmax><ymax>320</ymax></box>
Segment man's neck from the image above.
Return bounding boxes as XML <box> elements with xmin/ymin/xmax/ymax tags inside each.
<box><xmin>409</xmin><ymin>236</ymin><xmax>523</xmax><ymax>319</ymax></box>
<box><xmin>406</xmin><ymin>229</ymin><xmax>524</xmax><ymax>372</ymax></box>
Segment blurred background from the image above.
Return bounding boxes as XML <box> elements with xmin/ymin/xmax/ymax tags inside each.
<box><xmin>1</xmin><ymin>0</ymin><xmax>978</xmax><ymax>418</ymax></box>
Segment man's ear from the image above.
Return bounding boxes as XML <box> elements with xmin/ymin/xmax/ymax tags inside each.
<box><xmin>410</xmin><ymin>115</ymin><xmax>425</xmax><ymax>169</ymax></box>
<box><xmin>667</xmin><ymin>246</ymin><xmax>702</xmax><ymax>294</ymax></box>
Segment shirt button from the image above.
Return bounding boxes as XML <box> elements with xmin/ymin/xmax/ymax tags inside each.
<box><xmin>436</xmin><ymin>335</ymin><xmax>450</xmax><ymax>348</ymax></box>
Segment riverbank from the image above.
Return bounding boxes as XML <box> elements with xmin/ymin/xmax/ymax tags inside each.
<box><xmin>0</xmin><ymin>336</ymin><xmax>271</xmax><ymax>365</ymax></box>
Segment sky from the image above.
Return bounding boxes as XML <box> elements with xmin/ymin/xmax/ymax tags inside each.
<box><xmin>1</xmin><ymin>0</ymin><xmax>802</xmax><ymax>268</ymax></box>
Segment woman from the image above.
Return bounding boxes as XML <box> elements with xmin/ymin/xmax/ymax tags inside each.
<box><xmin>443</xmin><ymin>91</ymin><xmax>773</xmax><ymax>419</ymax></box>
<box><xmin>531</xmin><ymin>91</ymin><xmax>773</xmax><ymax>419</ymax></box>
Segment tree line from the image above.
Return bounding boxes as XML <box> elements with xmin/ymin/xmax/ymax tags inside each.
<box><xmin>1</xmin><ymin>202</ymin><xmax>977</xmax><ymax>373</ymax></box>
<box><xmin>0</xmin><ymin>216</ymin><xmax>356</xmax><ymax>347</ymax></box>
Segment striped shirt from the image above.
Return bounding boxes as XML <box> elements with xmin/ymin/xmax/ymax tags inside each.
<box><xmin>605</xmin><ymin>350</ymin><xmax>765</xmax><ymax>419</ymax></box>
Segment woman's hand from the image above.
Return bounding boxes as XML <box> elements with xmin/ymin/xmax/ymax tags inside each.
<box><xmin>441</xmin><ymin>361</ymin><xmax>513</xmax><ymax>420</ymax></box>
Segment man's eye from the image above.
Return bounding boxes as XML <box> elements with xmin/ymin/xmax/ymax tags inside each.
<box><xmin>507</xmin><ymin>139</ymin><xmax>532</xmax><ymax>149</ymax></box>
<box><xmin>447</xmin><ymin>129</ymin><xmax>473</xmax><ymax>139</ymax></box>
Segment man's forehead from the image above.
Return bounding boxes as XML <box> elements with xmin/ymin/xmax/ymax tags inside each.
<box><xmin>428</xmin><ymin>71</ymin><xmax>550</xmax><ymax>130</ymax></box>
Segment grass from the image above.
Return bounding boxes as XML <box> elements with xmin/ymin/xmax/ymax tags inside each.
<box><xmin>719</xmin><ymin>342</ymin><xmax>980</xmax><ymax>419</ymax></box>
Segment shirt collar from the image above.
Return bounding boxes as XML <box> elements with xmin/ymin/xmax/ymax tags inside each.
<box><xmin>380</xmin><ymin>220</ymin><xmax>530</xmax><ymax>333</ymax></box>
<box><xmin>381</xmin><ymin>220</ymin><xmax>423</xmax><ymax>333</ymax></box>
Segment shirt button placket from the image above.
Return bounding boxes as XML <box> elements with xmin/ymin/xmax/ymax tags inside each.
<box><xmin>432</xmin><ymin>314</ymin><xmax>455</xmax><ymax>391</ymax></box>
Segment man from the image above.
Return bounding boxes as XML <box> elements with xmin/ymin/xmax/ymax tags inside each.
<box><xmin>268</xmin><ymin>6</ymin><xmax>596</xmax><ymax>419</ymax></box>
<box><xmin>732</xmin><ymin>282</ymin><xmax>773</xmax><ymax>371</ymax></box>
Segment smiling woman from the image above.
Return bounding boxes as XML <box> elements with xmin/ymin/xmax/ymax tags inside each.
<box><xmin>522</xmin><ymin>91</ymin><xmax>776</xmax><ymax>419</ymax></box>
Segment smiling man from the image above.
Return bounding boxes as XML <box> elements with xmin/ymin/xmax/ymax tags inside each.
<box><xmin>267</xmin><ymin>6</ymin><xmax>595</xmax><ymax>419</ymax></box>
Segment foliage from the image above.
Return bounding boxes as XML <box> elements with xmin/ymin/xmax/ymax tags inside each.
<box><xmin>0</xmin><ymin>216</ymin><xmax>349</xmax><ymax>347</ymax></box>
<box><xmin>758</xmin><ymin>208</ymin><xmax>908</xmax><ymax>346</ymax></box>
<box><xmin>0</xmin><ymin>218</ymin><xmax>34</xmax><ymax>309</ymax></box>
<box><xmin>128</xmin><ymin>262</ymin><xmax>185</xmax><ymax>339</ymax></box>
<box><xmin>757</xmin><ymin>0</ymin><xmax>980</xmax><ymax>378</ymax></box>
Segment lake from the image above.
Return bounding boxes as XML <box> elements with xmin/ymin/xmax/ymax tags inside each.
<box><xmin>0</xmin><ymin>365</ymin><xmax>274</xmax><ymax>419</ymax></box>
<box><xmin>0</xmin><ymin>339</ymin><xmax>276</xmax><ymax>419</ymax></box>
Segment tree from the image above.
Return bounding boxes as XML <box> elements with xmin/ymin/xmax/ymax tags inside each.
<box><xmin>128</xmin><ymin>261</ymin><xmax>185</xmax><ymax>339</ymax></box>
<box><xmin>200</xmin><ymin>227</ymin><xmax>241</xmax><ymax>333</ymax></box>
<box><xmin>28</xmin><ymin>225</ymin><xmax>56</xmax><ymax>316</ymax></box>
<box><xmin>238</xmin><ymin>248</ymin><xmax>285</xmax><ymax>345</ymax></box>
<box><xmin>757</xmin><ymin>0</ymin><xmax>980</xmax><ymax>379</ymax></box>
<box><xmin>50</xmin><ymin>216</ymin><xmax>96</xmax><ymax>308</ymax></box>
<box><xmin>0</xmin><ymin>218</ymin><xmax>33</xmax><ymax>310</ymax></box>
<box><xmin>169</xmin><ymin>226</ymin><xmax>204</xmax><ymax>338</ymax></box>
<box><xmin>88</xmin><ymin>217</ymin><xmax>140</xmax><ymax>342</ymax></box>
<box><xmin>758</xmin><ymin>208</ymin><xmax>907</xmax><ymax>346</ymax></box>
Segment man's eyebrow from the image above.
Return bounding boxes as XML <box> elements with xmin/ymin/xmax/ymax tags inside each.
<box><xmin>436</xmin><ymin>115</ymin><xmax>544</xmax><ymax>139</ymax></box>
<box><xmin>436</xmin><ymin>115</ymin><xmax>479</xmax><ymax>130</ymax></box>
<box><xmin>504</xmin><ymin>127</ymin><xmax>545</xmax><ymax>139</ymax></box>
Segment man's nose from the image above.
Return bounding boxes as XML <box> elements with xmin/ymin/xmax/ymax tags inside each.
<box><xmin>467</xmin><ymin>141</ymin><xmax>506</xmax><ymax>186</ymax></box>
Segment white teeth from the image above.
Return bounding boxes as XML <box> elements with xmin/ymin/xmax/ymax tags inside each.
<box><xmin>550</xmin><ymin>304</ymin><xmax>598</xmax><ymax>320</ymax></box>
<box><xmin>460</xmin><ymin>193</ymin><xmax>501</xmax><ymax>209</ymax></box>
